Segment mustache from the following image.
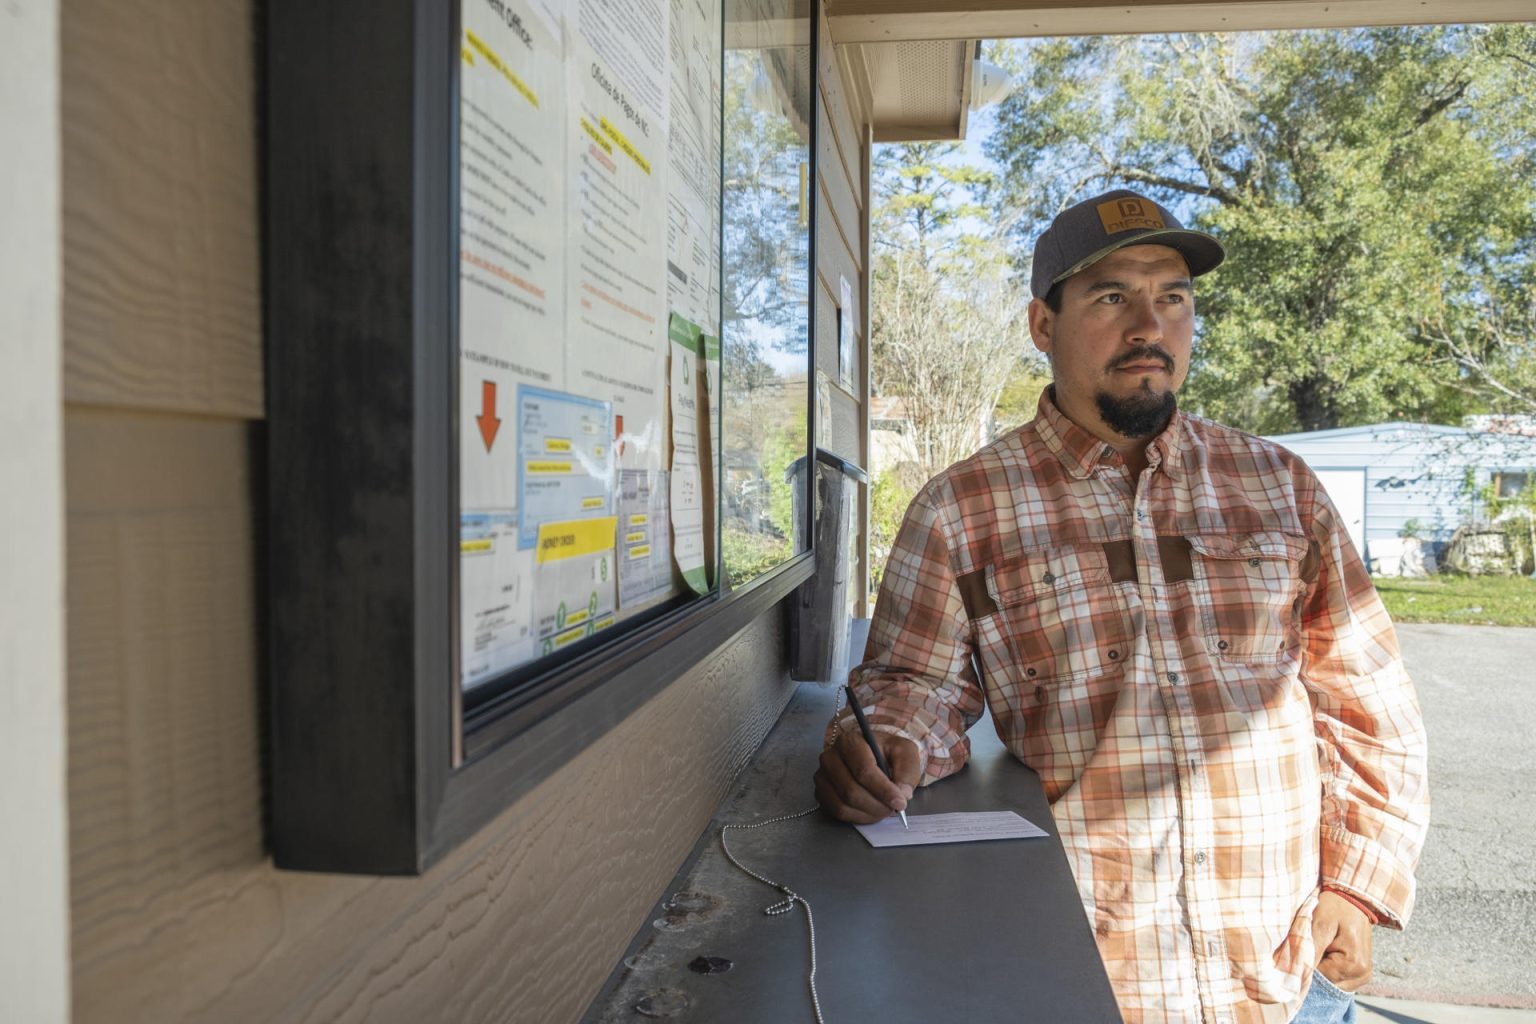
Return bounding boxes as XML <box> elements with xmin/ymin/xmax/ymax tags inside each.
<box><xmin>1108</xmin><ymin>346</ymin><xmax>1174</xmax><ymax>373</ymax></box>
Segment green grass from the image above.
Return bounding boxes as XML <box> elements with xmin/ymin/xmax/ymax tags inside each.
<box><xmin>1374</xmin><ymin>574</ymin><xmax>1536</xmax><ymax>627</ymax></box>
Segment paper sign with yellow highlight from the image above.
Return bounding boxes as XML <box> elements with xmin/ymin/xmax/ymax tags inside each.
<box><xmin>532</xmin><ymin>517</ymin><xmax>617</xmax><ymax>650</ymax></box>
<box><xmin>617</xmin><ymin>468</ymin><xmax>674</xmax><ymax>608</ymax></box>
<box><xmin>535</xmin><ymin>516</ymin><xmax>618</xmax><ymax>565</ymax></box>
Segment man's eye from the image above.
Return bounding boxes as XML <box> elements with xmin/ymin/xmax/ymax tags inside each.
<box><xmin>1162</xmin><ymin>293</ymin><xmax>1186</xmax><ymax>303</ymax></box>
<box><xmin>1099</xmin><ymin>293</ymin><xmax>1123</xmax><ymax>304</ymax></box>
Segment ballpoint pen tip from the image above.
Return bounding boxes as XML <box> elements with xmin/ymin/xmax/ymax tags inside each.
<box><xmin>900</xmin><ymin>811</ymin><xmax>909</xmax><ymax>829</ymax></box>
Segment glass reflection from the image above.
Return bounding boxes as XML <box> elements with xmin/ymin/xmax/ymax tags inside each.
<box><xmin>721</xmin><ymin>1</ymin><xmax>813</xmax><ymax>588</ymax></box>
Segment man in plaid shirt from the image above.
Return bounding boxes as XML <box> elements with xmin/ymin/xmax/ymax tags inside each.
<box><xmin>816</xmin><ymin>189</ymin><xmax>1430</xmax><ymax>1023</ymax></box>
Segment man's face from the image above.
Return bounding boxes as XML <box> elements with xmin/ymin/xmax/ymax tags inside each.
<box><xmin>1027</xmin><ymin>244</ymin><xmax>1195</xmax><ymax>440</ymax></box>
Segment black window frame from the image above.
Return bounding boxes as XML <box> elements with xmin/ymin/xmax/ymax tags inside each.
<box><xmin>265</xmin><ymin>0</ymin><xmax>818</xmax><ymax>874</ymax></box>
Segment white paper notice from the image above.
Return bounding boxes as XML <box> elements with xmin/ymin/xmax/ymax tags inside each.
<box><xmin>617</xmin><ymin>468</ymin><xmax>675</xmax><ymax>608</ymax></box>
<box><xmin>665</xmin><ymin>0</ymin><xmax>721</xmax><ymax>327</ymax></box>
<box><xmin>579</xmin><ymin>0</ymin><xmax>669</xmax><ymax>131</ymax></box>
<box><xmin>668</xmin><ymin>314</ymin><xmax>707</xmax><ymax>594</ymax></box>
<box><xmin>458</xmin><ymin>0</ymin><xmax>567</xmax><ymax>689</ymax></box>
<box><xmin>532</xmin><ymin>516</ymin><xmax>619</xmax><ymax>655</ymax></box>
<box><xmin>566</xmin><ymin>29</ymin><xmax>669</xmax><ymax>470</ymax></box>
<box><xmin>854</xmin><ymin>811</ymin><xmax>1049</xmax><ymax>849</ymax></box>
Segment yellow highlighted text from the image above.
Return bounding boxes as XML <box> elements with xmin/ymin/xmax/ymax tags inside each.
<box><xmin>465</xmin><ymin>30</ymin><xmax>539</xmax><ymax>108</ymax></box>
<box><xmin>536</xmin><ymin>517</ymin><xmax>618</xmax><ymax>564</ymax></box>
<box><xmin>599</xmin><ymin>117</ymin><xmax>651</xmax><ymax>174</ymax></box>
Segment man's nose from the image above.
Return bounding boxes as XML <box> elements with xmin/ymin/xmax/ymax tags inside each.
<box><xmin>1123</xmin><ymin>296</ymin><xmax>1164</xmax><ymax>344</ymax></box>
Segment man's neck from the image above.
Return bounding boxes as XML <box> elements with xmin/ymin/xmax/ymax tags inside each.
<box><xmin>1048</xmin><ymin>387</ymin><xmax>1157</xmax><ymax>479</ymax></box>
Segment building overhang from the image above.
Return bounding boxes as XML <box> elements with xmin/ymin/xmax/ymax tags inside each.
<box><xmin>828</xmin><ymin>0</ymin><xmax>1536</xmax><ymax>46</ymax></box>
<box><xmin>831</xmin><ymin>0</ymin><xmax>1536</xmax><ymax>142</ymax></box>
<box><xmin>844</xmin><ymin>39</ymin><xmax>976</xmax><ymax>142</ymax></box>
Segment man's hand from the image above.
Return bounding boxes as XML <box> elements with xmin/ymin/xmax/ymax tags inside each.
<box><xmin>1312</xmin><ymin>890</ymin><xmax>1373</xmax><ymax>991</ymax></box>
<box><xmin>815</xmin><ymin>728</ymin><xmax>921</xmax><ymax>824</ymax></box>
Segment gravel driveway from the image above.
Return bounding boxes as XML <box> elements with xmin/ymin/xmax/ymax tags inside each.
<box><xmin>1364</xmin><ymin>623</ymin><xmax>1536</xmax><ymax>1008</ymax></box>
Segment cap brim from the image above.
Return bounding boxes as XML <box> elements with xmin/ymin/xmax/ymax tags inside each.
<box><xmin>1050</xmin><ymin>228</ymin><xmax>1226</xmax><ymax>286</ymax></box>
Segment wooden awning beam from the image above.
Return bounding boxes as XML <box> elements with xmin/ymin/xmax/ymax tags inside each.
<box><xmin>829</xmin><ymin>0</ymin><xmax>1536</xmax><ymax>44</ymax></box>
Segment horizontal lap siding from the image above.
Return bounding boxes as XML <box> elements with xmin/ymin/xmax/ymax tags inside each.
<box><xmin>1274</xmin><ymin>428</ymin><xmax>1536</xmax><ymax>543</ymax></box>
<box><xmin>62</xmin><ymin>0</ymin><xmax>262</xmax><ymax>418</ymax></box>
<box><xmin>815</xmin><ymin>9</ymin><xmax>868</xmax><ymax>472</ymax></box>
<box><xmin>63</xmin><ymin>1</ymin><xmax>818</xmax><ymax>1021</ymax></box>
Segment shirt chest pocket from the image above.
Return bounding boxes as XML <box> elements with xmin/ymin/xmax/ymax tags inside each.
<box><xmin>986</xmin><ymin>547</ymin><xmax>1135</xmax><ymax>686</ymax></box>
<box><xmin>1189</xmin><ymin>531</ymin><xmax>1309</xmax><ymax>662</ymax></box>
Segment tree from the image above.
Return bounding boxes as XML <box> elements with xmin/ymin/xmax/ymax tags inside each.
<box><xmin>871</xmin><ymin>142</ymin><xmax>1041</xmax><ymax>484</ymax></box>
<box><xmin>986</xmin><ymin>27</ymin><xmax>1536</xmax><ymax>432</ymax></box>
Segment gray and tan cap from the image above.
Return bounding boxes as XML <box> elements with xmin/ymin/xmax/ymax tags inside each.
<box><xmin>1030</xmin><ymin>189</ymin><xmax>1225</xmax><ymax>299</ymax></box>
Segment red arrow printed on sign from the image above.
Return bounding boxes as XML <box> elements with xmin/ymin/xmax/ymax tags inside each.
<box><xmin>477</xmin><ymin>380</ymin><xmax>501</xmax><ymax>452</ymax></box>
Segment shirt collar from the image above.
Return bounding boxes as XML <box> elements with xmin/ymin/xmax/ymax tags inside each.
<box><xmin>1033</xmin><ymin>386</ymin><xmax>1187</xmax><ymax>481</ymax></box>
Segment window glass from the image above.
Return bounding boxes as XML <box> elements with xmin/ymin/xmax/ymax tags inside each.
<box><xmin>720</xmin><ymin>1</ymin><xmax>814</xmax><ymax>588</ymax></box>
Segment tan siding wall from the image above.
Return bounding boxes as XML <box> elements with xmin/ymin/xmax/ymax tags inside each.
<box><xmin>1</xmin><ymin>2</ymin><xmax>71</xmax><ymax>1020</ymax></box>
<box><xmin>814</xmin><ymin>13</ymin><xmax>871</xmax><ymax>473</ymax></box>
<box><xmin>815</xmin><ymin>14</ymin><xmax>874</xmax><ymax>606</ymax></box>
<box><xmin>61</xmin><ymin>0</ymin><xmax>262</xmax><ymax>417</ymax></box>
<box><xmin>60</xmin><ymin>1</ymin><xmax>857</xmax><ymax>1021</ymax></box>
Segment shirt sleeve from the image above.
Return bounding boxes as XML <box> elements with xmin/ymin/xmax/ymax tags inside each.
<box><xmin>1298</xmin><ymin>482</ymin><xmax>1431</xmax><ymax>929</ymax></box>
<box><xmin>828</xmin><ymin>482</ymin><xmax>986</xmax><ymax>785</ymax></box>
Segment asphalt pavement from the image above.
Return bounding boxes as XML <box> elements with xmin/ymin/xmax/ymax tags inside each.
<box><xmin>1357</xmin><ymin>623</ymin><xmax>1536</xmax><ymax>1017</ymax></box>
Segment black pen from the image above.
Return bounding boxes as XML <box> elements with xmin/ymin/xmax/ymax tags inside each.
<box><xmin>844</xmin><ymin>686</ymin><xmax>909</xmax><ymax>829</ymax></box>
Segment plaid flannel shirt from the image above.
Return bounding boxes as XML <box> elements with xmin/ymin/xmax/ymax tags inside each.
<box><xmin>846</xmin><ymin>391</ymin><xmax>1429</xmax><ymax>1023</ymax></box>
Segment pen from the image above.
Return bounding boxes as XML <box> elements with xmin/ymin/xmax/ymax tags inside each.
<box><xmin>844</xmin><ymin>686</ymin><xmax>909</xmax><ymax>829</ymax></box>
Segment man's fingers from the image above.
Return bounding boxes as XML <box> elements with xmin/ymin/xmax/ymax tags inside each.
<box><xmin>814</xmin><ymin>770</ymin><xmax>885</xmax><ymax>824</ymax></box>
<box><xmin>1312</xmin><ymin>891</ymin><xmax>1374</xmax><ymax>992</ymax></box>
<box><xmin>814</xmin><ymin>730</ymin><xmax>917</xmax><ymax>823</ymax></box>
<box><xmin>883</xmin><ymin>734</ymin><xmax>922</xmax><ymax>799</ymax></box>
<box><xmin>816</xmin><ymin>743</ymin><xmax>901</xmax><ymax>822</ymax></box>
<box><xmin>1318</xmin><ymin>952</ymin><xmax>1372</xmax><ymax>992</ymax></box>
<box><xmin>1310</xmin><ymin>914</ymin><xmax>1339</xmax><ymax>966</ymax></box>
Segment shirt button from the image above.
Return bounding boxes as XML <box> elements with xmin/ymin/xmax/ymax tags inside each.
<box><xmin>1248</xmin><ymin>557</ymin><xmax>1261</xmax><ymax>567</ymax></box>
<box><xmin>1041</xmin><ymin>572</ymin><xmax>1055</xmax><ymax>584</ymax></box>
<box><xmin>1194</xmin><ymin>851</ymin><xmax>1207</xmax><ymax>864</ymax></box>
<box><xmin>1026</xmin><ymin>667</ymin><xmax>1037</xmax><ymax>677</ymax></box>
<box><xmin>1167</xmin><ymin>671</ymin><xmax>1181</xmax><ymax>684</ymax></box>
<box><xmin>1217</xmin><ymin>640</ymin><xmax>1229</xmax><ymax>651</ymax></box>
<box><xmin>1107</xmin><ymin>649</ymin><xmax>1120</xmax><ymax>660</ymax></box>
<box><xmin>1135</xmin><ymin>509</ymin><xmax>1147</xmax><ymax>521</ymax></box>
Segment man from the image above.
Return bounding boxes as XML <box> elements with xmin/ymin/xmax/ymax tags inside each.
<box><xmin>816</xmin><ymin>190</ymin><xmax>1429</xmax><ymax>1024</ymax></box>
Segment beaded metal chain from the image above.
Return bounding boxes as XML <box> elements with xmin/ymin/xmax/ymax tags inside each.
<box><xmin>719</xmin><ymin>807</ymin><xmax>827</xmax><ymax>1024</ymax></box>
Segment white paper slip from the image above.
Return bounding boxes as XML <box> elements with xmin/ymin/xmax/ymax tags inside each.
<box><xmin>854</xmin><ymin>811</ymin><xmax>1049</xmax><ymax>848</ymax></box>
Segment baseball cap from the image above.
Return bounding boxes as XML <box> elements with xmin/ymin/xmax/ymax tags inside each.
<box><xmin>1030</xmin><ymin>189</ymin><xmax>1225</xmax><ymax>299</ymax></box>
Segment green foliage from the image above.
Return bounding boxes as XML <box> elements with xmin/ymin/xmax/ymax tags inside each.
<box><xmin>985</xmin><ymin>26</ymin><xmax>1536</xmax><ymax>431</ymax></box>
<box><xmin>871</xmin><ymin>142</ymin><xmax>1042</xmax><ymax>480</ymax></box>
<box><xmin>722</xmin><ymin>527</ymin><xmax>792</xmax><ymax>589</ymax></box>
<box><xmin>868</xmin><ymin>470</ymin><xmax>918</xmax><ymax>594</ymax></box>
<box><xmin>993</xmin><ymin>365</ymin><xmax>1054</xmax><ymax>437</ymax></box>
<box><xmin>1472</xmin><ymin>473</ymin><xmax>1536</xmax><ymax>574</ymax></box>
<box><xmin>1374</xmin><ymin>574</ymin><xmax>1536</xmax><ymax>626</ymax></box>
<box><xmin>760</xmin><ymin>408</ymin><xmax>807</xmax><ymax>542</ymax></box>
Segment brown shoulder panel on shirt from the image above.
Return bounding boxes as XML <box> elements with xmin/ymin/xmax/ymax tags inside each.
<box><xmin>1299</xmin><ymin>537</ymin><xmax>1322</xmax><ymax>584</ymax></box>
<box><xmin>1159</xmin><ymin>536</ymin><xmax>1194</xmax><ymax>583</ymax></box>
<box><xmin>956</xmin><ymin>569</ymin><xmax>998</xmax><ymax>619</ymax></box>
<box><xmin>1102</xmin><ymin>540</ymin><xmax>1138</xmax><ymax>583</ymax></box>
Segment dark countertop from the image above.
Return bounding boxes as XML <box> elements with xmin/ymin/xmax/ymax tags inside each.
<box><xmin>581</xmin><ymin>676</ymin><xmax>1120</xmax><ymax>1023</ymax></box>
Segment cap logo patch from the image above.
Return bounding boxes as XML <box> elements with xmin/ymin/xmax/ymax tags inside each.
<box><xmin>1097</xmin><ymin>197</ymin><xmax>1165</xmax><ymax>234</ymax></box>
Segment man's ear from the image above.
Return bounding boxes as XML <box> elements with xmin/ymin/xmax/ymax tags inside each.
<box><xmin>1027</xmin><ymin>297</ymin><xmax>1054</xmax><ymax>357</ymax></box>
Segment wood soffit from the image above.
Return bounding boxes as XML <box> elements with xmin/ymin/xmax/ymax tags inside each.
<box><xmin>834</xmin><ymin>0</ymin><xmax>1533</xmax><ymax>139</ymax></box>
<box><xmin>829</xmin><ymin>0</ymin><xmax>1536</xmax><ymax>46</ymax></box>
<box><xmin>849</xmin><ymin>38</ymin><xmax>976</xmax><ymax>142</ymax></box>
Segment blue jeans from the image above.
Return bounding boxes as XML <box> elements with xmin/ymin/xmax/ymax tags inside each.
<box><xmin>1290</xmin><ymin>971</ymin><xmax>1357</xmax><ymax>1024</ymax></box>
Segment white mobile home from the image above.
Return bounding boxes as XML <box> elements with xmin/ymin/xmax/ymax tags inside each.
<box><xmin>1266</xmin><ymin>422</ymin><xmax>1536</xmax><ymax>569</ymax></box>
